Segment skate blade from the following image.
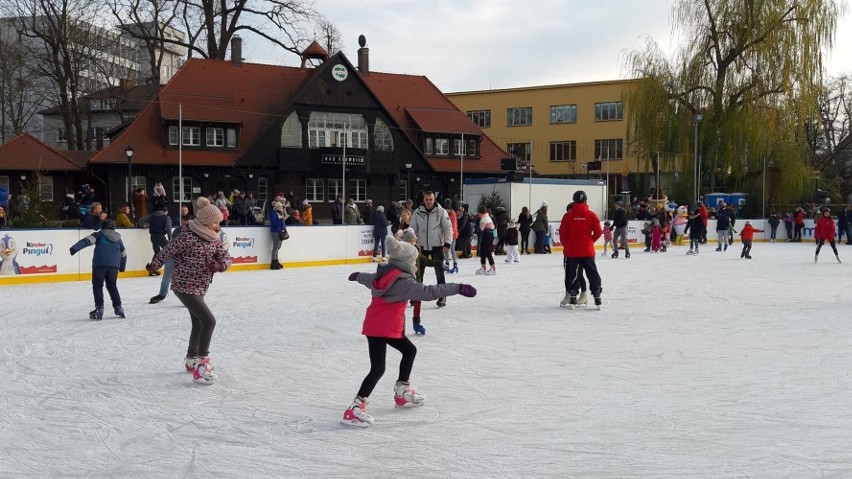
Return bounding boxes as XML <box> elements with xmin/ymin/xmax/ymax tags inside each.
<box><xmin>340</xmin><ymin>419</ymin><xmax>371</xmax><ymax>428</ymax></box>
<box><xmin>395</xmin><ymin>401</ymin><xmax>425</xmax><ymax>409</ymax></box>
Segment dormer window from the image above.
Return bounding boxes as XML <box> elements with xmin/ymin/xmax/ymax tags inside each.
<box><xmin>182</xmin><ymin>127</ymin><xmax>200</xmax><ymax>146</ymax></box>
<box><xmin>206</xmin><ymin>127</ymin><xmax>224</xmax><ymax>147</ymax></box>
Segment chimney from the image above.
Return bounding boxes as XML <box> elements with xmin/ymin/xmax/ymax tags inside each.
<box><xmin>357</xmin><ymin>34</ymin><xmax>368</xmax><ymax>75</ymax></box>
<box><xmin>231</xmin><ymin>35</ymin><xmax>242</xmax><ymax>66</ymax></box>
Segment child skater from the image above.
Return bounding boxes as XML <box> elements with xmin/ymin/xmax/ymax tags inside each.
<box><xmin>343</xmin><ymin>235</ymin><xmax>477</xmax><ymax>428</ymax></box>
<box><xmin>814</xmin><ymin>207</ymin><xmax>842</xmax><ymax>264</ymax></box>
<box><xmin>476</xmin><ymin>206</ymin><xmax>497</xmax><ymax>275</ymax></box>
<box><xmin>738</xmin><ymin>221</ymin><xmax>763</xmax><ymax>259</ymax></box>
<box><xmin>69</xmin><ymin>219</ymin><xmax>127</xmax><ymax>320</ymax></box>
<box><xmin>601</xmin><ymin>221</ymin><xmax>613</xmax><ymax>257</ymax></box>
<box><xmin>402</xmin><ymin>228</ymin><xmax>429</xmax><ymax>335</ymax></box>
<box><xmin>505</xmin><ymin>220</ymin><xmax>520</xmax><ymax>263</ymax></box>
<box><xmin>147</xmin><ymin>197</ymin><xmax>231</xmax><ymax>385</ymax></box>
<box><xmin>650</xmin><ymin>218</ymin><xmax>663</xmax><ymax>252</ymax></box>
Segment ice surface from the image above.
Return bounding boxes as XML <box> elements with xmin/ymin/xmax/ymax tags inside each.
<box><xmin>1</xmin><ymin>242</ymin><xmax>851</xmax><ymax>477</ymax></box>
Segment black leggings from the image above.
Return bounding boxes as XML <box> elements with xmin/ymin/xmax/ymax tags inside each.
<box><xmin>478</xmin><ymin>233</ymin><xmax>495</xmax><ymax>266</ymax></box>
<box><xmin>175</xmin><ymin>292</ymin><xmax>217</xmax><ymax>358</ymax></box>
<box><xmin>357</xmin><ymin>336</ymin><xmax>417</xmax><ymax>399</ymax></box>
<box><xmin>815</xmin><ymin>239</ymin><xmax>838</xmax><ymax>256</ymax></box>
<box><xmin>520</xmin><ymin>229</ymin><xmax>531</xmax><ymax>252</ymax></box>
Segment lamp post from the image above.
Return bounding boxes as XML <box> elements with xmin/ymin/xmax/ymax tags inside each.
<box><xmin>693</xmin><ymin>114</ymin><xmax>703</xmax><ymax>205</ymax></box>
<box><xmin>125</xmin><ymin>145</ymin><xmax>134</xmax><ymax>220</ymax></box>
<box><xmin>405</xmin><ymin>162</ymin><xmax>413</xmax><ymax>200</ymax></box>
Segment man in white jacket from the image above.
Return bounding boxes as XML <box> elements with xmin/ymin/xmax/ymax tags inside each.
<box><xmin>411</xmin><ymin>191</ymin><xmax>454</xmax><ymax>307</ymax></box>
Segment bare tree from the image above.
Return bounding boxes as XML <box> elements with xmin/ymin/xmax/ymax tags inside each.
<box><xmin>807</xmin><ymin>74</ymin><xmax>852</xmax><ymax>170</ymax></box>
<box><xmin>0</xmin><ymin>36</ymin><xmax>51</xmax><ymax>141</ymax></box>
<box><xmin>107</xmin><ymin>0</ymin><xmax>183</xmax><ymax>87</ymax></box>
<box><xmin>316</xmin><ymin>18</ymin><xmax>343</xmax><ymax>56</ymax></box>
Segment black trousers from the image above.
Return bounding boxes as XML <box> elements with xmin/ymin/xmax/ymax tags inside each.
<box><xmin>741</xmin><ymin>240</ymin><xmax>753</xmax><ymax>257</ymax></box>
<box><xmin>418</xmin><ymin>246</ymin><xmax>446</xmax><ymax>285</ymax></box>
<box><xmin>175</xmin><ymin>292</ymin><xmax>217</xmax><ymax>358</ymax></box>
<box><xmin>92</xmin><ymin>266</ymin><xmax>121</xmax><ymax>308</ymax></box>
<box><xmin>151</xmin><ymin>234</ymin><xmax>169</xmax><ymax>254</ymax></box>
<box><xmin>816</xmin><ymin>239</ymin><xmax>839</xmax><ymax>256</ymax></box>
<box><xmin>458</xmin><ymin>234</ymin><xmax>472</xmax><ymax>257</ymax></box>
<box><xmin>794</xmin><ymin>224</ymin><xmax>804</xmax><ymax>241</ymax></box>
<box><xmin>563</xmin><ymin>257</ymin><xmax>587</xmax><ymax>292</ymax></box>
<box><xmin>566</xmin><ymin>257</ymin><xmax>601</xmax><ymax>297</ymax></box>
<box><xmin>478</xmin><ymin>233</ymin><xmax>495</xmax><ymax>266</ymax></box>
<box><xmin>357</xmin><ymin>336</ymin><xmax>417</xmax><ymax>398</ymax></box>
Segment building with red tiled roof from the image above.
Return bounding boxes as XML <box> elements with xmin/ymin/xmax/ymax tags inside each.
<box><xmin>87</xmin><ymin>41</ymin><xmax>510</xmax><ymax>221</ymax></box>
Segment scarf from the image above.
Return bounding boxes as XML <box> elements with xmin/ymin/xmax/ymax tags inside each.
<box><xmin>189</xmin><ymin>219</ymin><xmax>221</xmax><ymax>242</ymax></box>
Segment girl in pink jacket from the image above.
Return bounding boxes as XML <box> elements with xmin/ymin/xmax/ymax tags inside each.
<box><xmin>814</xmin><ymin>207</ymin><xmax>841</xmax><ymax>263</ymax></box>
<box><xmin>342</xmin><ymin>235</ymin><xmax>477</xmax><ymax>428</ymax></box>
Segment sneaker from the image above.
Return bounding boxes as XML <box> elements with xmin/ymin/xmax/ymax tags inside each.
<box><xmin>413</xmin><ymin>323</ymin><xmax>426</xmax><ymax>335</ymax></box>
<box><xmin>341</xmin><ymin>396</ymin><xmax>374</xmax><ymax>428</ymax></box>
<box><xmin>193</xmin><ymin>356</ymin><xmax>216</xmax><ymax>385</ymax></box>
<box><xmin>149</xmin><ymin>295</ymin><xmax>165</xmax><ymax>304</ymax></box>
<box><xmin>394</xmin><ymin>381</ymin><xmax>425</xmax><ymax>408</ymax></box>
<box><xmin>114</xmin><ymin>306</ymin><xmax>125</xmax><ymax>318</ymax></box>
<box><xmin>89</xmin><ymin>307</ymin><xmax>104</xmax><ymax>320</ymax></box>
<box><xmin>436</xmin><ymin>297</ymin><xmax>447</xmax><ymax>308</ymax></box>
<box><xmin>577</xmin><ymin>291</ymin><xmax>588</xmax><ymax>306</ymax></box>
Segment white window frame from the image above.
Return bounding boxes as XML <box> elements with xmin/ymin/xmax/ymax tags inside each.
<box><xmin>507</xmin><ymin>107</ymin><xmax>533</xmax><ymax>127</ymax></box>
<box><xmin>435</xmin><ymin>138</ymin><xmax>449</xmax><ymax>156</ymax></box>
<box><xmin>328</xmin><ymin>179</ymin><xmax>343</xmax><ymax>201</ymax></box>
<box><xmin>507</xmin><ymin>143</ymin><xmax>531</xmax><ymax>165</ymax></box>
<box><xmin>306</xmin><ymin>178</ymin><xmax>324</xmax><ymax>202</ymax></box>
<box><xmin>226</xmin><ymin>128</ymin><xmax>237</xmax><ymax>148</ymax></box>
<box><xmin>168</xmin><ymin>126</ymin><xmax>178</xmax><ymax>145</ymax></box>
<box><xmin>374</xmin><ymin>119</ymin><xmax>393</xmax><ymax>151</ymax></box>
<box><xmin>467</xmin><ymin>110</ymin><xmax>491</xmax><ymax>128</ymax></box>
<box><xmin>281</xmin><ymin>112</ymin><xmax>301</xmax><ymax>148</ymax></box>
<box><xmin>257</xmin><ymin>177</ymin><xmax>268</xmax><ymax>204</ymax></box>
<box><xmin>307</xmin><ymin>112</ymin><xmax>369</xmax><ymax>149</ymax></box>
<box><xmin>425</xmin><ymin>138</ymin><xmax>433</xmax><ymax>155</ymax></box>
<box><xmin>348</xmin><ymin>179</ymin><xmax>366</xmax><ymax>203</ymax></box>
<box><xmin>453</xmin><ymin>139</ymin><xmax>465</xmax><ymax>156</ymax></box>
<box><xmin>171</xmin><ymin>176</ymin><xmax>193</xmax><ymax>202</ymax></box>
<box><xmin>125</xmin><ymin>176</ymin><xmax>146</xmax><ymax>195</ymax></box>
<box><xmin>206</xmin><ymin>127</ymin><xmax>225</xmax><ymax>147</ymax></box>
<box><xmin>38</xmin><ymin>175</ymin><xmax>54</xmax><ymax>201</ymax></box>
<box><xmin>550</xmin><ymin>104</ymin><xmax>577</xmax><ymax>124</ymax></box>
<box><xmin>182</xmin><ymin>127</ymin><xmax>200</xmax><ymax>146</ymax></box>
<box><xmin>467</xmin><ymin>139</ymin><xmax>477</xmax><ymax>157</ymax></box>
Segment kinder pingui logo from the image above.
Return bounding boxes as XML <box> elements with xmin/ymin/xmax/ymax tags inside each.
<box><xmin>0</xmin><ymin>234</ymin><xmax>57</xmax><ymax>275</ymax></box>
<box><xmin>23</xmin><ymin>241</ymin><xmax>54</xmax><ymax>256</ymax></box>
<box><xmin>232</xmin><ymin>236</ymin><xmax>255</xmax><ymax>249</ymax></box>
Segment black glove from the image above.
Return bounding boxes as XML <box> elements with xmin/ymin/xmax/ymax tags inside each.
<box><xmin>69</xmin><ymin>248</ymin><xmax>76</xmax><ymax>256</ymax></box>
<box><xmin>348</xmin><ymin>272</ymin><xmax>359</xmax><ymax>281</ymax></box>
<box><xmin>458</xmin><ymin>284</ymin><xmax>477</xmax><ymax>297</ymax></box>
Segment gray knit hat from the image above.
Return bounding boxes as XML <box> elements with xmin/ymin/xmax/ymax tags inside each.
<box><xmin>401</xmin><ymin>227</ymin><xmax>417</xmax><ymax>243</ymax></box>
<box><xmin>386</xmin><ymin>235</ymin><xmax>418</xmax><ymax>275</ymax></box>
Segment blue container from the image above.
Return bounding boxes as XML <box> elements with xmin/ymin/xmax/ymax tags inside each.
<box><xmin>705</xmin><ymin>193</ymin><xmax>730</xmax><ymax>210</ymax></box>
<box><xmin>729</xmin><ymin>193</ymin><xmax>748</xmax><ymax>209</ymax></box>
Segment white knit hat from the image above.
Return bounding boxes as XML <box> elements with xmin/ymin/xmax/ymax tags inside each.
<box><xmin>386</xmin><ymin>235</ymin><xmax>418</xmax><ymax>275</ymax></box>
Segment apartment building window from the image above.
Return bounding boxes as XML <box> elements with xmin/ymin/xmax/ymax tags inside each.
<box><xmin>425</xmin><ymin>138</ymin><xmax>433</xmax><ymax>154</ymax></box>
<box><xmin>206</xmin><ymin>127</ymin><xmax>225</xmax><ymax>147</ymax></box>
<box><xmin>399</xmin><ymin>179</ymin><xmax>408</xmax><ymax>201</ymax></box>
<box><xmin>594</xmin><ymin>138</ymin><xmax>623</xmax><ymax>160</ymax></box>
<box><xmin>125</xmin><ymin>176</ymin><xmax>146</xmax><ymax>196</ymax></box>
<box><xmin>507</xmin><ymin>107</ymin><xmax>533</xmax><ymax>127</ymax></box>
<box><xmin>0</xmin><ymin>176</ymin><xmax>9</xmax><ymax>194</ymax></box>
<box><xmin>467</xmin><ymin>110</ymin><xmax>491</xmax><ymax>128</ymax></box>
<box><xmin>435</xmin><ymin>138</ymin><xmax>450</xmax><ymax>155</ymax></box>
<box><xmin>171</xmin><ymin>177</ymin><xmax>193</xmax><ymax>202</ymax></box>
<box><xmin>595</xmin><ymin>102</ymin><xmax>623</xmax><ymax>121</ymax></box>
<box><xmin>182</xmin><ymin>127</ymin><xmax>201</xmax><ymax>146</ymax></box>
<box><xmin>550</xmin><ymin>104</ymin><xmax>577</xmax><ymax>124</ymax></box>
<box><xmin>305</xmin><ymin>178</ymin><xmax>324</xmax><ymax>202</ymax></box>
<box><xmin>374</xmin><ymin>119</ymin><xmax>394</xmax><ymax>151</ymax></box>
<box><xmin>507</xmin><ymin>142</ymin><xmax>531</xmax><ymax>164</ymax></box>
<box><xmin>38</xmin><ymin>176</ymin><xmax>54</xmax><ymax>201</ymax></box>
<box><xmin>550</xmin><ymin>141</ymin><xmax>577</xmax><ymax>162</ymax></box>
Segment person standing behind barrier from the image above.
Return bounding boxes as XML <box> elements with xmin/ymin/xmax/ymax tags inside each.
<box><xmin>559</xmin><ymin>191</ymin><xmax>603</xmax><ymax>308</ymax></box>
<box><xmin>611</xmin><ymin>201</ymin><xmax>630</xmax><ymax>259</ymax></box>
<box><xmin>783</xmin><ymin>212</ymin><xmax>794</xmax><ymax>241</ymax></box>
<box><xmin>150</xmin><ymin>213</ymin><xmax>193</xmax><ymax>304</ymax></box>
<box><xmin>411</xmin><ymin>191</ymin><xmax>453</xmax><ymax>307</ymax></box>
<box><xmin>793</xmin><ymin>207</ymin><xmax>805</xmax><ymax>242</ymax></box>
<box><xmin>269</xmin><ymin>200</ymin><xmax>288</xmax><ymax>270</ymax></box>
<box><xmin>517</xmin><ymin>206</ymin><xmax>533</xmax><ymax>254</ymax></box>
<box><xmin>372</xmin><ymin>205</ymin><xmax>389</xmax><ymax>262</ymax></box>
<box><xmin>767</xmin><ymin>211</ymin><xmax>780</xmax><ymax>243</ymax></box>
<box><xmin>532</xmin><ymin>202</ymin><xmax>549</xmax><ymax>254</ymax></box>
<box><xmin>837</xmin><ymin>204</ymin><xmax>850</xmax><ymax>245</ymax></box>
<box><xmin>456</xmin><ymin>205</ymin><xmax>473</xmax><ymax>259</ymax></box>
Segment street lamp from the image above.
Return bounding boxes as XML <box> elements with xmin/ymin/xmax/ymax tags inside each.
<box><xmin>693</xmin><ymin>114</ymin><xmax>703</xmax><ymax>205</ymax></box>
<box><xmin>405</xmin><ymin>162</ymin><xmax>413</xmax><ymax>200</ymax></box>
<box><xmin>125</xmin><ymin>145</ymin><xmax>134</xmax><ymax>220</ymax></box>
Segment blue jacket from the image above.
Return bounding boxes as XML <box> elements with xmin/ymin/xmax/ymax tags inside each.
<box><xmin>269</xmin><ymin>208</ymin><xmax>286</xmax><ymax>233</ymax></box>
<box><xmin>70</xmin><ymin>229</ymin><xmax>127</xmax><ymax>271</ymax></box>
<box><xmin>0</xmin><ymin>185</ymin><xmax>8</xmax><ymax>208</ymax></box>
<box><xmin>715</xmin><ymin>211</ymin><xmax>729</xmax><ymax>231</ymax></box>
<box><xmin>80</xmin><ymin>213</ymin><xmax>103</xmax><ymax>230</ymax></box>
<box><xmin>373</xmin><ymin>211</ymin><xmax>388</xmax><ymax>237</ymax></box>
<box><xmin>148</xmin><ymin>211</ymin><xmax>173</xmax><ymax>239</ymax></box>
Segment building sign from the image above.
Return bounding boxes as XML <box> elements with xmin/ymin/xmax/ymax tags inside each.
<box><xmin>322</xmin><ymin>155</ymin><xmax>365</xmax><ymax>166</ymax></box>
<box><xmin>331</xmin><ymin>64</ymin><xmax>348</xmax><ymax>82</ymax></box>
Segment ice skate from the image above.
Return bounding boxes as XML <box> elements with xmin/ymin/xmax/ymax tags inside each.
<box><xmin>89</xmin><ymin>307</ymin><xmax>104</xmax><ymax>320</ymax></box>
<box><xmin>372</xmin><ymin>256</ymin><xmax>379</xmax><ymax>263</ymax></box>
<box><xmin>715</xmin><ymin>246</ymin><xmax>722</xmax><ymax>252</ymax></box>
<box><xmin>745</xmin><ymin>255</ymin><xmax>752</xmax><ymax>259</ymax></box>
<box><xmin>625</xmin><ymin>251</ymin><xmax>630</xmax><ymax>259</ymax></box>
<box><xmin>577</xmin><ymin>291</ymin><xmax>588</xmax><ymax>306</ymax></box>
<box><xmin>836</xmin><ymin>255</ymin><xmax>842</xmax><ymax>264</ymax></box>
<box><xmin>193</xmin><ymin>356</ymin><xmax>216</xmax><ymax>385</ymax></box>
<box><xmin>436</xmin><ymin>297</ymin><xmax>447</xmax><ymax>308</ymax></box>
<box><xmin>449</xmin><ymin>263</ymin><xmax>458</xmax><ymax>274</ymax></box>
<box><xmin>443</xmin><ymin>262</ymin><xmax>451</xmax><ymax>273</ymax></box>
<box><xmin>185</xmin><ymin>356</ymin><xmax>215</xmax><ymax>373</ymax></box>
<box><xmin>600</xmin><ymin>251</ymin><xmax>608</xmax><ymax>257</ymax></box>
<box><xmin>513</xmin><ymin>259</ymin><xmax>519</xmax><ymax>263</ymax></box>
<box><xmin>594</xmin><ymin>296</ymin><xmax>602</xmax><ymax>310</ymax></box>
<box><xmin>114</xmin><ymin>306</ymin><xmax>125</xmax><ymax>318</ymax></box>
<box><xmin>341</xmin><ymin>396</ymin><xmax>374</xmax><ymax>428</ymax></box>
<box><xmin>413</xmin><ymin>322</ymin><xmax>426</xmax><ymax>335</ymax></box>
<box><xmin>475</xmin><ymin>266</ymin><xmax>486</xmax><ymax>275</ymax></box>
<box><xmin>149</xmin><ymin>295</ymin><xmax>165</xmax><ymax>304</ymax></box>
<box><xmin>686</xmin><ymin>249</ymin><xmax>694</xmax><ymax>255</ymax></box>
<box><xmin>814</xmin><ymin>254</ymin><xmax>818</xmax><ymax>264</ymax></box>
<box><xmin>611</xmin><ymin>251</ymin><xmax>618</xmax><ymax>259</ymax></box>
<box><xmin>394</xmin><ymin>381</ymin><xmax>425</xmax><ymax>408</ymax></box>
<box><xmin>560</xmin><ymin>293</ymin><xmax>578</xmax><ymax>308</ymax></box>
<box><xmin>485</xmin><ymin>265</ymin><xmax>497</xmax><ymax>276</ymax></box>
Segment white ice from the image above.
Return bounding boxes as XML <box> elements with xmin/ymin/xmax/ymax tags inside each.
<box><xmin>1</xmin><ymin>241</ymin><xmax>851</xmax><ymax>477</ymax></box>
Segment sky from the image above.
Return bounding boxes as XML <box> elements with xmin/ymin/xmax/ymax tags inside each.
<box><xmin>2</xmin><ymin>240</ymin><xmax>851</xmax><ymax>476</ymax></box>
<box><xmin>244</xmin><ymin>0</ymin><xmax>852</xmax><ymax>93</ymax></box>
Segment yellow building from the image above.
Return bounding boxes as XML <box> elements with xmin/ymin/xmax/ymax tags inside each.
<box><xmin>447</xmin><ymin>79</ymin><xmax>646</xmax><ymax>198</ymax></box>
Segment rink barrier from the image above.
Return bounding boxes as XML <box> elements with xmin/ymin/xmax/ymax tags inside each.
<box><xmin>0</xmin><ymin>219</ymin><xmax>825</xmax><ymax>285</ymax></box>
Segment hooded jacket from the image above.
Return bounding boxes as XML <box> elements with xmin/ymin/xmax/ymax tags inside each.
<box><xmin>814</xmin><ymin>215</ymin><xmax>836</xmax><ymax>241</ymax></box>
<box><xmin>352</xmin><ymin>263</ymin><xmax>461</xmax><ymax>338</ymax></box>
<box><xmin>739</xmin><ymin>223</ymin><xmax>763</xmax><ymax>242</ymax></box>
<box><xmin>148</xmin><ymin>210</ymin><xmax>173</xmax><ymax>239</ymax></box>
<box><xmin>558</xmin><ymin>202</ymin><xmax>602</xmax><ymax>257</ymax></box>
<box><xmin>412</xmin><ymin>203</ymin><xmax>453</xmax><ymax>250</ymax></box>
<box><xmin>70</xmin><ymin>229</ymin><xmax>127</xmax><ymax>271</ymax></box>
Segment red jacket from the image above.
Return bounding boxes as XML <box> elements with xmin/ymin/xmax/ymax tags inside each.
<box><xmin>794</xmin><ymin>210</ymin><xmax>805</xmax><ymax>225</ymax></box>
<box><xmin>559</xmin><ymin>203</ymin><xmax>602</xmax><ymax>257</ymax></box>
<box><xmin>814</xmin><ymin>216</ymin><xmax>836</xmax><ymax>241</ymax></box>
<box><xmin>699</xmin><ymin>207</ymin><xmax>709</xmax><ymax>226</ymax></box>
<box><xmin>739</xmin><ymin>224</ymin><xmax>763</xmax><ymax>242</ymax></box>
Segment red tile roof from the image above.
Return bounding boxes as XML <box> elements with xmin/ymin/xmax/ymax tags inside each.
<box><xmin>405</xmin><ymin>107</ymin><xmax>481</xmax><ymax>135</ymax></box>
<box><xmin>0</xmin><ymin>133</ymin><xmax>84</xmax><ymax>171</ymax></box>
<box><xmin>91</xmin><ymin>59</ymin><xmax>312</xmax><ymax>166</ymax></box>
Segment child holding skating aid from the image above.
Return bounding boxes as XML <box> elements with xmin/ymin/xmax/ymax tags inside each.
<box><xmin>601</xmin><ymin>221</ymin><xmax>613</xmax><ymax>257</ymax></box>
<box><xmin>342</xmin><ymin>234</ymin><xmax>477</xmax><ymax>428</ymax></box>
<box><xmin>69</xmin><ymin>219</ymin><xmax>127</xmax><ymax>320</ymax></box>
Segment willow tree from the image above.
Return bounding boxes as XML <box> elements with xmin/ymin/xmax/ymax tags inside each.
<box><xmin>625</xmin><ymin>0</ymin><xmax>843</xmax><ymax>210</ymax></box>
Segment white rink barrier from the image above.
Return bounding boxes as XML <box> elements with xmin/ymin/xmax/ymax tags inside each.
<box><xmin>0</xmin><ymin>218</ymin><xmax>831</xmax><ymax>284</ymax></box>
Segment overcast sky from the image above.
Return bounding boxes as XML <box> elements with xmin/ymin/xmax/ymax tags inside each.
<box><xmin>245</xmin><ymin>0</ymin><xmax>852</xmax><ymax>93</ymax></box>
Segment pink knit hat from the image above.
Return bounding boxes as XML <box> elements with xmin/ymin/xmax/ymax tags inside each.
<box><xmin>194</xmin><ymin>197</ymin><xmax>223</xmax><ymax>225</ymax></box>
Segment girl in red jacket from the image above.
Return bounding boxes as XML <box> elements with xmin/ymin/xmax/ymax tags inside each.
<box><xmin>738</xmin><ymin>221</ymin><xmax>763</xmax><ymax>259</ymax></box>
<box><xmin>814</xmin><ymin>207</ymin><xmax>841</xmax><ymax>263</ymax></box>
<box><xmin>343</xmin><ymin>235</ymin><xmax>477</xmax><ymax>428</ymax></box>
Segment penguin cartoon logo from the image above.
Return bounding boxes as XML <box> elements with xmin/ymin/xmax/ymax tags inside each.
<box><xmin>219</xmin><ymin>230</ymin><xmax>230</xmax><ymax>250</ymax></box>
<box><xmin>0</xmin><ymin>234</ymin><xmax>22</xmax><ymax>275</ymax></box>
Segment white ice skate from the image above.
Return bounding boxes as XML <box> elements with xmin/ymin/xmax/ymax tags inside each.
<box><xmin>185</xmin><ymin>356</ymin><xmax>215</xmax><ymax>373</ymax></box>
<box><xmin>394</xmin><ymin>381</ymin><xmax>425</xmax><ymax>408</ymax></box>
<box><xmin>837</xmin><ymin>255</ymin><xmax>842</xmax><ymax>264</ymax></box>
<box><xmin>193</xmin><ymin>357</ymin><xmax>216</xmax><ymax>385</ymax></box>
<box><xmin>485</xmin><ymin>266</ymin><xmax>497</xmax><ymax>276</ymax></box>
<box><xmin>475</xmin><ymin>267</ymin><xmax>486</xmax><ymax>275</ymax></box>
<box><xmin>341</xmin><ymin>396</ymin><xmax>374</xmax><ymax>428</ymax></box>
<box><xmin>577</xmin><ymin>291</ymin><xmax>588</xmax><ymax>307</ymax></box>
<box><xmin>560</xmin><ymin>293</ymin><xmax>578</xmax><ymax>308</ymax></box>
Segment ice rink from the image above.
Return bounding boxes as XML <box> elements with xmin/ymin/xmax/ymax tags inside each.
<box><xmin>1</xmin><ymin>240</ymin><xmax>850</xmax><ymax>477</ymax></box>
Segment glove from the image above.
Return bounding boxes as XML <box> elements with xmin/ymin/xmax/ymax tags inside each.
<box><xmin>207</xmin><ymin>259</ymin><xmax>226</xmax><ymax>273</ymax></box>
<box><xmin>458</xmin><ymin>284</ymin><xmax>477</xmax><ymax>297</ymax></box>
<box><xmin>145</xmin><ymin>263</ymin><xmax>158</xmax><ymax>273</ymax></box>
<box><xmin>348</xmin><ymin>272</ymin><xmax>359</xmax><ymax>281</ymax></box>
<box><xmin>69</xmin><ymin>248</ymin><xmax>76</xmax><ymax>256</ymax></box>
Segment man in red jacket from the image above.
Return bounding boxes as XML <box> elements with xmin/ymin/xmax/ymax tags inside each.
<box><xmin>558</xmin><ymin>190</ymin><xmax>603</xmax><ymax>308</ymax></box>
